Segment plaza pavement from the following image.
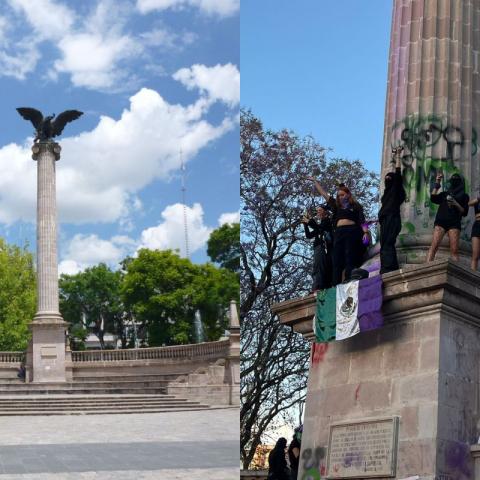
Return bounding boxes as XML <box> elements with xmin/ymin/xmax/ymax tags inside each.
<box><xmin>0</xmin><ymin>407</ymin><xmax>239</xmax><ymax>479</ymax></box>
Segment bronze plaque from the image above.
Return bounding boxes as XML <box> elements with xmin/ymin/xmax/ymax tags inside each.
<box><xmin>326</xmin><ymin>417</ymin><xmax>399</xmax><ymax>478</ymax></box>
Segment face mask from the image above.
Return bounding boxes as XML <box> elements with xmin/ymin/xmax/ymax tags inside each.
<box><xmin>450</xmin><ymin>176</ymin><xmax>461</xmax><ymax>188</ymax></box>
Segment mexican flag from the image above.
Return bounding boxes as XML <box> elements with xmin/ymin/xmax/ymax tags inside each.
<box><xmin>314</xmin><ymin>275</ymin><xmax>383</xmax><ymax>343</ymax></box>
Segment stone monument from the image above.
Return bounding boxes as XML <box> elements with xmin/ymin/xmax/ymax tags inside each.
<box><xmin>381</xmin><ymin>0</ymin><xmax>480</xmax><ymax>264</ymax></box>
<box><xmin>17</xmin><ymin>108</ymin><xmax>83</xmax><ymax>383</ymax></box>
<box><xmin>272</xmin><ymin>1</ymin><xmax>480</xmax><ymax>479</ymax></box>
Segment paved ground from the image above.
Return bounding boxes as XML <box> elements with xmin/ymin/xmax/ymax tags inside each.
<box><xmin>0</xmin><ymin>408</ymin><xmax>239</xmax><ymax>479</ymax></box>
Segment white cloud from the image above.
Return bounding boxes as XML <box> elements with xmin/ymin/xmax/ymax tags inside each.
<box><xmin>7</xmin><ymin>0</ymin><xmax>75</xmax><ymax>41</ymax></box>
<box><xmin>0</xmin><ymin>43</ymin><xmax>40</xmax><ymax>80</ymax></box>
<box><xmin>137</xmin><ymin>0</ymin><xmax>239</xmax><ymax>17</ymax></box>
<box><xmin>139</xmin><ymin>203</ymin><xmax>212</xmax><ymax>256</ymax></box>
<box><xmin>140</xmin><ymin>27</ymin><xmax>197</xmax><ymax>50</ymax></box>
<box><xmin>54</xmin><ymin>32</ymin><xmax>139</xmax><ymax>89</ymax></box>
<box><xmin>218</xmin><ymin>211</ymin><xmax>239</xmax><ymax>225</ymax></box>
<box><xmin>58</xmin><ymin>233</ymin><xmax>135</xmax><ymax>275</ymax></box>
<box><xmin>3</xmin><ymin>0</ymin><xmax>142</xmax><ymax>91</ymax></box>
<box><xmin>0</xmin><ymin>86</ymin><xmax>235</xmax><ymax>225</ymax></box>
<box><xmin>58</xmin><ymin>203</ymin><xmax>215</xmax><ymax>273</ymax></box>
<box><xmin>173</xmin><ymin>63</ymin><xmax>239</xmax><ymax>107</ymax></box>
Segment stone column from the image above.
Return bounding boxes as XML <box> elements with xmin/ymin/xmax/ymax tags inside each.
<box><xmin>227</xmin><ymin>300</ymin><xmax>240</xmax><ymax>406</ymax></box>
<box><xmin>381</xmin><ymin>0</ymin><xmax>480</xmax><ymax>263</ymax></box>
<box><xmin>27</xmin><ymin>141</ymin><xmax>68</xmax><ymax>383</ymax></box>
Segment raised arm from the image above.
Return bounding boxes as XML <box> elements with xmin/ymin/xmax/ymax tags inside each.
<box><xmin>431</xmin><ymin>172</ymin><xmax>443</xmax><ymax>198</ymax></box>
<box><xmin>306</xmin><ymin>177</ymin><xmax>330</xmax><ymax>201</ymax></box>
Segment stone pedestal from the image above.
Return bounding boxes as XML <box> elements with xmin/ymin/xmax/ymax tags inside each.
<box><xmin>381</xmin><ymin>0</ymin><xmax>480</xmax><ymax>263</ymax></box>
<box><xmin>273</xmin><ymin>260</ymin><xmax>480</xmax><ymax>480</ymax></box>
<box><xmin>27</xmin><ymin>142</ymin><xmax>67</xmax><ymax>383</ymax></box>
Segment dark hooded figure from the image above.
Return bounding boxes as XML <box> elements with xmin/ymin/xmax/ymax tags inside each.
<box><xmin>268</xmin><ymin>437</ymin><xmax>290</xmax><ymax>480</ymax></box>
<box><xmin>288</xmin><ymin>426</ymin><xmax>303</xmax><ymax>480</ymax></box>
<box><xmin>302</xmin><ymin>204</ymin><xmax>333</xmax><ymax>291</ymax></box>
<box><xmin>427</xmin><ymin>172</ymin><xmax>469</xmax><ymax>262</ymax></box>
<box><xmin>378</xmin><ymin>149</ymin><xmax>406</xmax><ymax>274</ymax></box>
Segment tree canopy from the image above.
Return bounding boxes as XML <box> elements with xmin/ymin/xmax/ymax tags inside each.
<box><xmin>59</xmin><ymin>264</ymin><xmax>125</xmax><ymax>350</ymax></box>
<box><xmin>0</xmin><ymin>239</ymin><xmax>36</xmax><ymax>351</ymax></box>
<box><xmin>122</xmin><ymin>249</ymin><xmax>238</xmax><ymax>346</ymax></box>
<box><xmin>207</xmin><ymin>222</ymin><xmax>240</xmax><ymax>273</ymax></box>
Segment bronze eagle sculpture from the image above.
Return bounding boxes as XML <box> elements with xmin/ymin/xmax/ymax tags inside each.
<box><xmin>16</xmin><ymin>108</ymin><xmax>83</xmax><ymax>142</ymax></box>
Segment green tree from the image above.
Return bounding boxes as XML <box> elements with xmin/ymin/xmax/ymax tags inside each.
<box><xmin>207</xmin><ymin>223</ymin><xmax>240</xmax><ymax>273</ymax></box>
<box><xmin>191</xmin><ymin>263</ymin><xmax>239</xmax><ymax>340</ymax></box>
<box><xmin>122</xmin><ymin>249</ymin><xmax>239</xmax><ymax>346</ymax></box>
<box><xmin>59</xmin><ymin>264</ymin><xmax>125</xmax><ymax>350</ymax></box>
<box><xmin>0</xmin><ymin>239</ymin><xmax>36</xmax><ymax>351</ymax></box>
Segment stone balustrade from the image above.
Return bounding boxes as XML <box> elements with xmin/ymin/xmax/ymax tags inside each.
<box><xmin>0</xmin><ymin>352</ymin><xmax>24</xmax><ymax>363</ymax></box>
<box><xmin>0</xmin><ymin>340</ymin><xmax>230</xmax><ymax>365</ymax></box>
<box><xmin>71</xmin><ymin>340</ymin><xmax>230</xmax><ymax>363</ymax></box>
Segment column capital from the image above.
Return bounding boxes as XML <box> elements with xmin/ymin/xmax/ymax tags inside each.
<box><xmin>32</xmin><ymin>141</ymin><xmax>61</xmax><ymax>161</ymax></box>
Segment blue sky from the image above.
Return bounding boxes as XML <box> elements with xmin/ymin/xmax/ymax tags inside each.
<box><xmin>241</xmin><ymin>0</ymin><xmax>393</xmax><ymax>175</ymax></box>
<box><xmin>0</xmin><ymin>0</ymin><xmax>239</xmax><ymax>273</ymax></box>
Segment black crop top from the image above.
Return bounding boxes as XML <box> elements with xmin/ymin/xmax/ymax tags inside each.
<box><xmin>327</xmin><ymin>196</ymin><xmax>366</xmax><ymax>227</ymax></box>
<box><xmin>431</xmin><ymin>191</ymin><xmax>469</xmax><ymax>225</ymax></box>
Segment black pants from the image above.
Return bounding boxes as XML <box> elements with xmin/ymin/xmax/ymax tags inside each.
<box><xmin>379</xmin><ymin>214</ymin><xmax>401</xmax><ymax>274</ymax></box>
<box><xmin>332</xmin><ymin>225</ymin><xmax>363</xmax><ymax>286</ymax></box>
<box><xmin>312</xmin><ymin>243</ymin><xmax>333</xmax><ymax>290</ymax></box>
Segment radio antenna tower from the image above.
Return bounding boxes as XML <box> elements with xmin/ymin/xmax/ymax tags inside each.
<box><xmin>180</xmin><ymin>151</ymin><xmax>190</xmax><ymax>259</ymax></box>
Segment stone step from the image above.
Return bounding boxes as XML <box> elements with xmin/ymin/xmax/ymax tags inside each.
<box><xmin>0</xmin><ymin>402</ymin><xmax>207</xmax><ymax>410</ymax></box>
<box><xmin>0</xmin><ymin>407</ymin><xmax>211</xmax><ymax>416</ymax></box>
<box><xmin>0</xmin><ymin>386</ymin><xmax>169</xmax><ymax>395</ymax></box>
<box><xmin>0</xmin><ymin>398</ymin><xmax>188</xmax><ymax>405</ymax></box>
<box><xmin>0</xmin><ymin>380</ymin><xmax>171</xmax><ymax>389</ymax></box>
<box><xmin>0</xmin><ymin>393</ymin><xmax>211</xmax><ymax>415</ymax></box>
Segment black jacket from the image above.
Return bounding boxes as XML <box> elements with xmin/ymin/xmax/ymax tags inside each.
<box><xmin>379</xmin><ymin>167</ymin><xmax>406</xmax><ymax>219</ymax></box>
<box><xmin>303</xmin><ymin>218</ymin><xmax>333</xmax><ymax>248</ymax></box>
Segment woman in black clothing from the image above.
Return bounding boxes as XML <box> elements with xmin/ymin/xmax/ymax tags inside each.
<box><xmin>302</xmin><ymin>205</ymin><xmax>333</xmax><ymax>291</ymax></box>
<box><xmin>426</xmin><ymin>172</ymin><xmax>469</xmax><ymax>262</ymax></box>
<box><xmin>268</xmin><ymin>437</ymin><xmax>290</xmax><ymax>480</ymax></box>
<box><xmin>468</xmin><ymin>196</ymin><xmax>480</xmax><ymax>270</ymax></box>
<box><xmin>379</xmin><ymin>147</ymin><xmax>406</xmax><ymax>273</ymax></box>
<box><xmin>307</xmin><ymin>178</ymin><xmax>368</xmax><ymax>285</ymax></box>
<box><xmin>287</xmin><ymin>426</ymin><xmax>302</xmax><ymax>480</ymax></box>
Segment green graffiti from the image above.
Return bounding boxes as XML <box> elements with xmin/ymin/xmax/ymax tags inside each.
<box><xmin>302</xmin><ymin>468</ymin><xmax>321</xmax><ymax>480</ymax></box>
<box><xmin>402</xmin><ymin>221</ymin><xmax>416</xmax><ymax>234</ymax></box>
<box><xmin>391</xmin><ymin>114</ymin><xmax>477</xmax><ymax>219</ymax></box>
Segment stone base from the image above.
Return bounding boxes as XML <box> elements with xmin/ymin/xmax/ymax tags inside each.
<box><xmin>28</xmin><ymin>313</ymin><xmax>68</xmax><ymax>383</ymax></box>
<box><xmin>396</xmin><ymin>234</ymin><xmax>472</xmax><ymax>266</ymax></box>
<box><xmin>273</xmin><ymin>260</ymin><xmax>480</xmax><ymax>480</ymax></box>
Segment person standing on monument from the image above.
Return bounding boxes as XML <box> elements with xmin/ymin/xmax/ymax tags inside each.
<box><xmin>267</xmin><ymin>437</ymin><xmax>291</xmax><ymax>480</ymax></box>
<box><xmin>378</xmin><ymin>147</ymin><xmax>406</xmax><ymax>273</ymax></box>
<box><xmin>306</xmin><ymin>178</ymin><xmax>368</xmax><ymax>285</ymax></box>
<box><xmin>301</xmin><ymin>205</ymin><xmax>333</xmax><ymax>292</ymax></box>
<box><xmin>467</xmin><ymin>196</ymin><xmax>480</xmax><ymax>270</ymax></box>
<box><xmin>426</xmin><ymin>172</ymin><xmax>469</xmax><ymax>262</ymax></box>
